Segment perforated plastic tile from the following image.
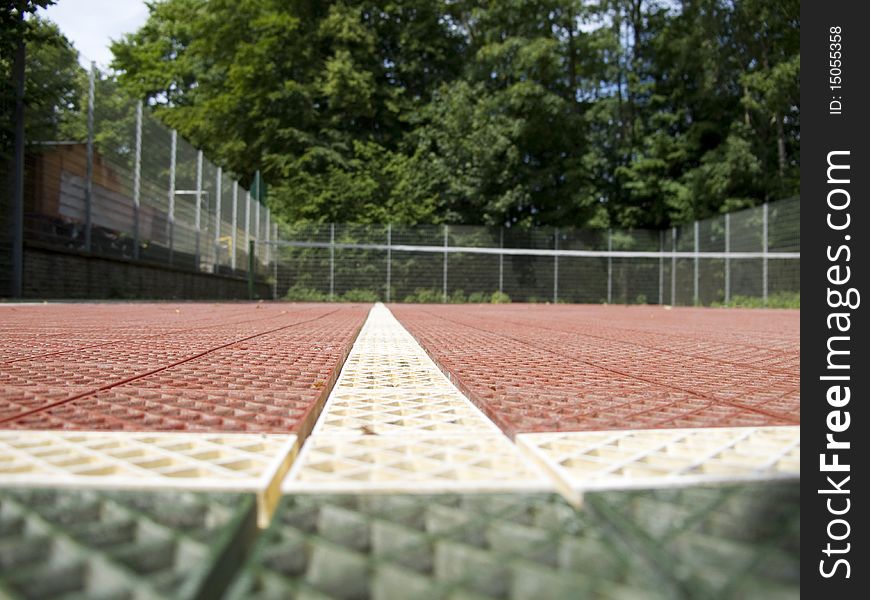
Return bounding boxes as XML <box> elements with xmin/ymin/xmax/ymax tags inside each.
<box><xmin>337</xmin><ymin>348</ymin><xmax>453</xmax><ymax>390</ymax></box>
<box><xmin>0</xmin><ymin>431</ymin><xmax>297</xmax><ymax>524</ymax></box>
<box><xmin>314</xmin><ymin>306</ymin><xmax>498</xmax><ymax>435</ymax></box>
<box><xmin>517</xmin><ymin>426</ymin><xmax>799</xmax><ymax>502</ymax></box>
<box><xmin>0</xmin><ymin>487</ymin><xmax>256</xmax><ymax>599</ymax></box>
<box><xmin>227</xmin><ymin>483</ymin><xmax>799</xmax><ymax>599</ymax></box>
<box><xmin>284</xmin><ymin>435</ymin><xmax>549</xmax><ymax>493</ymax></box>
<box><xmin>290</xmin><ymin>305</ymin><xmax>539</xmax><ymax>491</ymax></box>
<box><xmin>315</xmin><ymin>389</ymin><xmax>502</xmax><ymax>436</ymax></box>
<box><xmin>390</xmin><ymin>304</ymin><xmax>800</xmax><ymax>435</ymax></box>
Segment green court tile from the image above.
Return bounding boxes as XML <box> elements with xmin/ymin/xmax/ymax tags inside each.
<box><xmin>0</xmin><ymin>488</ymin><xmax>257</xmax><ymax>600</ymax></box>
<box><xmin>226</xmin><ymin>481</ymin><xmax>798</xmax><ymax>599</ymax></box>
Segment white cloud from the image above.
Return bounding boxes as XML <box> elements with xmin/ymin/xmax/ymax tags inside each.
<box><xmin>38</xmin><ymin>0</ymin><xmax>150</xmax><ymax>69</ymax></box>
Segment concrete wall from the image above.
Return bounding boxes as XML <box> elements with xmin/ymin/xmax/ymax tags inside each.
<box><xmin>21</xmin><ymin>243</ymin><xmax>271</xmax><ymax>300</ymax></box>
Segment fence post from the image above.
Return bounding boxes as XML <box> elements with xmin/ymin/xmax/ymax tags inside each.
<box><xmin>247</xmin><ymin>239</ymin><xmax>255</xmax><ymax>299</ymax></box>
<box><xmin>265</xmin><ymin>208</ymin><xmax>270</xmax><ymax>266</ymax></box>
<box><xmin>498</xmin><ymin>228</ymin><xmax>504</xmax><ymax>294</ymax></box>
<box><xmin>762</xmin><ymin>202</ymin><xmax>769</xmax><ymax>304</ymax></box>
<box><xmin>329</xmin><ymin>223</ymin><xmax>335</xmax><ymax>300</ymax></box>
<box><xmin>443</xmin><ymin>225</ymin><xmax>448</xmax><ymax>303</ymax></box>
<box><xmin>132</xmin><ymin>100</ymin><xmax>142</xmax><ymax>260</ymax></box>
<box><xmin>386</xmin><ymin>223</ymin><xmax>392</xmax><ymax>302</ymax></box>
<box><xmin>10</xmin><ymin>25</ymin><xmax>25</xmax><ymax>297</ymax></box>
<box><xmin>213</xmin><ymin>167</ymin><xmax>222</xmax><ymax>271</ymax></box>
<box><xmin>230</xmin><ymin>181</ymin><xmax>238</xmax><ymax>271</ymax></box>
<box><xmin>272</xmin><ymin>222</ymin><xmax>278</xmax><ymax>300</ymax></box>
<box><xmin>84</xmin><ymin>61</ymin><xmax>95</xmax><ymax>253</ymax></box>
<box><xmin>553</xmin><ymin>228</ymin><xmax>559</xmax><ymax>303</ymax></box>
<box><xmin>168</xmin><ymin>129</ymin><xmax>177</xmax><ymax>266</ymax></box>
<box><xmin>693</xmin><ymin>220</ymin><xmax>699</xmax><ymax>306</ymax></box>
<box><xmin>671</xmin><ymin>227</ymin><xmax>677</xmax><ymax>306</ymax></box>
<box><xmin>724</xmin><ymin>212</ymin><xmax>731</xmax><ymax>304</ymax></box>
<box><xmin>244</xmin><ymin>189</ymin><xmax>251</xmax><ymax>270</ymax></box>
<box><xmin>658</xmin><ymin>230</ymin><xmax>663</xmax><ymax>305</ymax></box>
<box><xmin>194</xmin><ymin>149</ymin><xmax>203</xmax><ymax>269</ymax></box>
<box><xmin>254</xmin><ymin>193</ymin><xmax>261</xmax><ymax>246</ymax></box>
<box><xmin>607</xmin><ymin>228</ymin><xmax>613</xmax><ymax>304</ymax></box>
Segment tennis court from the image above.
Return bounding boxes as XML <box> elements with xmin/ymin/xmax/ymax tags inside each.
<box><xmin>0</xmin><ymin>301</ymin><xmax>800</xmax><ymax>598</ymax></box>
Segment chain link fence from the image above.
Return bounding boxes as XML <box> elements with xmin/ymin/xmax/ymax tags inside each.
<box><xmin>265</xmin><ymin>197</ymin><xmax>799</xmax><ymax>306</ymax></box>
<box><xmin>19</xmin><ymin>62</ymin><xmax>274</xmax><ymax>287</ymax></box>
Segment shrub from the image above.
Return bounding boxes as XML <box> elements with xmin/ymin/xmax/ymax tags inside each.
<box><xmin>402</xmin><ymin>288</ymin><xmax>443</xmax><ymax>303</ymax></box>
<box><xmin>284</xmin><ymin>285</ymin><xmax>329</xmax><ymax>302</ymax></box>
<box><xmin>341</xmin><ymin>288</ymin><xmax>381</xmax><ymax>302</ymax></box>
<box><xmin>712</xmin><ymin>291</ymin><xmax>800</xmax><ymax>309</ymax></box>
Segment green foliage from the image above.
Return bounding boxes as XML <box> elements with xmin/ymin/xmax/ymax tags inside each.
<box><xmin>712</xmin><ymin>292</ymin><xmax>800</xmax><ymax>309</ymax></box>
<box><xmin>341</xmin><ymin>288</ymin><xmax>380</xmax><ymax>302</ymax></box>
<box><xmin>283</xmin><ymin>284</ymin><xmax>329</xmax><ymax>302</ymax></box>
<box><xmin>2</xmin><ymin>8</ymin><xmax>79</xmax><ymax>163</ymax></box>
<box><xmin>283</xmin><ymin>285</ymin><xmax>381</xmax><ymax>302</ymax></box>
<box><xmin>402</xmin><ymin>288</ymin><xmax>443</xmax><ymax>303</ymax></box>
<box><xmin>106</xmin><ymin>0</ymin><xmax>799</xmax><ymax>228</ymax></box>
<box><xmin>490</xmin><ymin>291</ymin><xmax>511</xmax><ymax>304</ymax></box>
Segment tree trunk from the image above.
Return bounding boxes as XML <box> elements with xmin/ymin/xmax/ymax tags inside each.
<box><xmin>566</xmin><ymin>9</ymin><xmax>578</xmax><ymax>111</ymax></box>
<box><xmin>775</xmin><ymin>111</ymin><xmax>786</xmax><ymax>177</ymax></box>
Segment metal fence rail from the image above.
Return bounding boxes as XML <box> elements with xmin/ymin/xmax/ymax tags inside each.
<box><xmin>264</xmin><ymin>197</ymin><xmax>800</xmax><ymax>306</ymax></box>
<box><xmin>21</xmin><ymin>62</ymin><xmax>273</xmax><ymax>281</ymax></box>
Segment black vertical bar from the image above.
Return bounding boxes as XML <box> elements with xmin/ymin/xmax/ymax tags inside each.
<box><xmin>10</xmin><ymin>23</ymin><xmax>26</xmax><ymax>298</ymax></box>
<box><xmin>803</xmin><ymin>3</ymin><xmax>868</xmax><ymax>597</ymax></box>
<box><xmin>84</xmin><ymin>61</ymin><xmax>95</xmax><ymax>252</ymax></box>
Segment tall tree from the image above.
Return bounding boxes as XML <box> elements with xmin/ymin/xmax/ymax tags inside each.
<box><xmin>108</xmin><ymin>0</ymin><xmax>800</xmax><ymax>228</ymax></box>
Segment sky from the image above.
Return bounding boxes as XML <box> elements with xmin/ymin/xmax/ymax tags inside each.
<box><xmin>38</xmin><ymin>0</ymin><xmax>150</xmax><ymax>69</ymax></box>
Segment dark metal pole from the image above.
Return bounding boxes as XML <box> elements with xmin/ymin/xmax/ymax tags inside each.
<box><xmin>84</xmin><ymin>61</ymin><xmax>95</xmax><ymax>252</ymax></box>
<box><xmin>10</xmin><ymin>24</ymin><xmax>26</xmax><ymax>297</ymax></box>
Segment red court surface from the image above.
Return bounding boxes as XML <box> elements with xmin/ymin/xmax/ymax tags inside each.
<box><xmin>0</xmin><ymin>303</ymin><xmax>367</xmax><ymax>436</ymax></box>
<box><xmin>390</xmin><ymin>304</ymin><xmax>800</xmax><ymax>437</ymax></box>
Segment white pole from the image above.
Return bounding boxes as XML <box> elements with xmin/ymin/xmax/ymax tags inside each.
<box><xmin>254</xmin><ymin>195</ymin><xmax>260</xmax><ymax>242</ymax></box>
<box><xmin>168</xmin><ymin>129</ymin><xmax>177</xmax><ymax>264</ymax></box>
<box><xmin>265</xmin><ymin>208</ymin><xmax>271</xmax><ymax>266</ymax></box>
<box><xmin>553</xmin><ymin>228</ymin><xmax>559</xmax><ymax>303</ymax></box>
<box><xmin>693</xmin><ymin>220</ymin><xmax>699</xmax><ymax>305</ymax></box>
<box><xmin>231</xmin><ymin>181</ymin><xmax>238</xmax><ymax>270</ymax></box>
<box><xmin>132</xmin><ymin>100</ymin><xmax>142</xmax><ymax>260</ymax></box>
<box><xmin>272</xmin><ymin>222</ymin><xmax>278</xmax><ymax>300</ymax></box>
<box><xmin>658</xmin><ymin>229</ymin><xmax>663</xmax><ymax>305</ymax></box>
<box><xmin>329</xmin><ymin>223</ymin><xmax>335</xmax><ymax>300</ymax></box>
<box><xmin>725</xmin><ymin>212</ymin><xmax>731</xmax><ymax>304</ymax></box>
<box><xmin>214</xmin><ymin>167</ymin><xmax>222</xmax><ymax>271</ymax></box>
<box><xmin>671</xmin><ymin>227</ymin><xmax>677</xmax><ymax>306</ymax></box>
<box><xmin>244</xmin><ymin>189</ymin><xmax>251</xmax><ymax>269</ymax></box>
<box><xmin>386</xmin><ymin>224</ymin><xmax>392</xmax><ymax>302</ymax></box>
<box><xmin>762</xmin><ymin>202</ymin><xmax>769</xmax><ymax>304</ymax></box>
<box><xmin>194</xmin><ymin>149</ymin><xmax>203</xmax><ymax>268</ymax></box>
<box><xmin>442</xmin><ymin>225</ymin><xmax>448</xmax><ymax>303</ymax></box>
<box><xmin>498</xmin><ymin>228</ymin><xmax>504</xmax><ymax>294</ymax></box>
<box><xmin>607</xmin><ymin>229</ymin><xmax>613</xmax><ymax>303</ymax></box>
